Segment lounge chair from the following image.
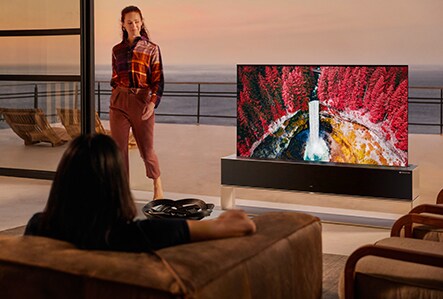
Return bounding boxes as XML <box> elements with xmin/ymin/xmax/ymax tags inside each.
<box><xmin>340</xmin><ymin>195</ymin><xmax>443</xmax><ymax>299</ymax></box>
<box><xmin>0</xmin><ymin>107</ymin><xmax>70</xmax><ymax>147</ymax></box>
<box><xmin>57</xmin><ymin>108</ymin><xmax>137</xmax><ymax>148</ymax></box>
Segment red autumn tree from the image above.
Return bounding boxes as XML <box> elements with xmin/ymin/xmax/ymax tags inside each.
<box><xmin>349</xmin><ymin>67</ymin><xmax>367</xmax><ymax>110</ymax></box>
<box><xmin>365</xmin><ymin>75</ymin><xmax>386</xmax><ymax>112</ymax></box>
<box><xmin>281</xmin><ymin>67</ymin><xmax>310</xmax><ymax>113</ymax></box>
<box><xmin>338</xmin><ymin>67</ymin><xmax>353</xmax><ymax>110</ymax></box>
<box><xmin>258</xmin><ymin>66</ymin><xmax>285</xmax><ymax>122</ymax></box>
<box><xmin>293</xmin><ymin>67</ymin><xmax>310</xmax><ymax>111</ymax></box>
<box><xmin>369</xmin><ymin>92</ymin><xmax>387</xmax><ymax>123</ymax></box>
<box><xmin>387</xmin><ymin>80</ymin><xmax>408</xmax><ymax>123</ymax></box>
<box><xmin>237</xmin><ymin>90</ymin><xmax>252</xmax><ymax>127</ymax></box>
<box><xmin>327</xmin><ymin>67</ymin><xmax>339</xmax><ymax>106</ymax></box>
<box><xmin>391</xmin><ymin>105</ymin><xmax>408</xmax><ymax>151</ymax></box>
<box><xmin>367</xmin><ymin>67</ymin><xmax>386</xmax><ymax>92</ymax></box>
<box><xmin>265</xmin><ymin>66</ymin><xmax>281</xmax><ymax>92</ymax></box>
<box><xmin>317</xmin><ymin>67</ymin><xmax>329</xmax><ymax>103</ymax></box>
<box><xmin>282</xmin><ymin>67</ymin><xmax>296</xmax><ymax>113</ymax></box>
<box><xmin>237</xmin><ymin>67</ymin><xmax>269</xmax><ymax>155</ymax></box>
<box><xmin>384</xmin><ymin>84</ymin><xmax>395</xmax><ymax>116</ymax></box>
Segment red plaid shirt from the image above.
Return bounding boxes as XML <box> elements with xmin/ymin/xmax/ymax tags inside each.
<box><xmin>111</xmin><ymin>36</ymin><xmax>164</xmax><ymax>107</ymax></box>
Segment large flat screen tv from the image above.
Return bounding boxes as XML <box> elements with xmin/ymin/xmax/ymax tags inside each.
<box><xmin>237</xmin><ymin>65</ymin><xmax>408</xmax><ymax>167</ymax></box>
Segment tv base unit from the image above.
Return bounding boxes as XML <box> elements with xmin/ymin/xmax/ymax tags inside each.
<box><xmin>220</xmin><ymin>155</ymin><xmax>419</xmax><ymax>209</ymax></box>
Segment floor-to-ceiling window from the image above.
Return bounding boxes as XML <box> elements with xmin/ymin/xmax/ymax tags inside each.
<box><xmin>0</xmin><ymin>0</ymin><xmax>82</xmax><ymax>178</ymax></box>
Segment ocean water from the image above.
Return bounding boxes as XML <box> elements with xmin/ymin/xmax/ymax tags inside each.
<box><xmin>1</xmin><ymin>64</ymin><xmax>443</xmax><ymax>132</ymax></box>
<box><xmin>97</xmin><ymin>64</ymin><xmax>237</xmax><ymax>83</ymax></box>
<box><xmin>1</xmin><ymin>63</ymin><xmax>442</xmax><ymax>85</ymax></box>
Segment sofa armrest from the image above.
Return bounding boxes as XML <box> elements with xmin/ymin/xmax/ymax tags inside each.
<box><xmin>157</xmin><ymin>211</ymin><xmax>323</xmax><ymax>299</ymax></box>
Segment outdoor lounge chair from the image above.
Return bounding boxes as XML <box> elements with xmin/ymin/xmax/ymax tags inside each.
<box><xmin>57</xmin><ymin>108</ymin><xmax>137</xmax><ymax>148</ymax></box>
<box><xmin>57</xmin><ymin>108</ymin><xmax>106</xmax><ymax>137</ymax></box>
<box><xmin>0</xmin><ymin>107</ymin><xmax>70</xmax><ymax>147</ymax></box>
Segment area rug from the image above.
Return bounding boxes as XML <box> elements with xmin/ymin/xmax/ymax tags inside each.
<box><xmin>322</xmin><ymin>253</ymin><xmax>347</xmax><ymax>299</ymax></box>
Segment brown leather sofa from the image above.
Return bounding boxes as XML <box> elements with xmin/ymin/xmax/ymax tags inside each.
<box><xmin>0</xmin><ymin>212</ymin><xmax>322</xmax><ymax>299</ymax></box>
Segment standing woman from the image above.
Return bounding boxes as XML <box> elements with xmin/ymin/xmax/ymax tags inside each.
<box><xmin>110</xmin><ymin>5</ymin><xmax>164</xmax><ymax>199</ymax></box>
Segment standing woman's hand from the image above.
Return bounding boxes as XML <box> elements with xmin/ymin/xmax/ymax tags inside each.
<box><xmin>142</xmin><ymin>102</ymin><xmax>155</xmax><ymax>120</ymax></box>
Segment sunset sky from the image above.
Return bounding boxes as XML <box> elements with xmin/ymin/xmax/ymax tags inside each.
<box><xmin>1</xmin><ymin>0</ymin><xmax>443</xmax><ymax>68</ymax></box>
<box><xmin>97</xmin><ymin>0</ymin><xmax>443</xmax><ymax>67</ymax></box>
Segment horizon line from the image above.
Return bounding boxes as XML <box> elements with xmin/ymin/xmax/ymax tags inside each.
<box><xmin>1</xmin><ymin>63</ymin><xmax>443</xmax><ymax>68</ymax></box>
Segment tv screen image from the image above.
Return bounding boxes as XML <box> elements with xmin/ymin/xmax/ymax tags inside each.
<box><xmin>237</xmin><ymin>65</ymin><xmax>408</xmax><ymax>167</ymax></box>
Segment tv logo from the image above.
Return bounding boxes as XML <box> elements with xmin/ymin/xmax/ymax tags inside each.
<box><xmin>398</xmin><ymin>171</ymin><xmax>411</xmax><ymax>175</ymax></box>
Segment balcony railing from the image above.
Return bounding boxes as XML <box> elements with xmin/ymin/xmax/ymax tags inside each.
<box><xmin>408</xmin><ymin>86</ymin><xmax>443</xmax><ymax>134</ymax></box>
<box><xmin>0</xmin><ymin>81</ymin><xmax>238</xmax><ymax>127</ymax></box>
<box><xmin>0</xmin><ymin>81</ymin><xmax>442</xmax><ymax>133</ymax></box>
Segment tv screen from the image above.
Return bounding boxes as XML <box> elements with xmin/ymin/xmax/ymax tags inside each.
<box><xmin>237</xmin><ymin>65</ymin><xmax>408</xmax><ymax>167</ymax></box>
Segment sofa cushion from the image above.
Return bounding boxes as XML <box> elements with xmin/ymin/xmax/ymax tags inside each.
<box><xmin>413</xmin><ymin>225</ymin><xmax>443</xmax><ymax>242</ymax></box>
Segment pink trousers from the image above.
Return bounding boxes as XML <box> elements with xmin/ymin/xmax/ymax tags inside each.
<box><xmin>109</xmin><ymin>86</ymin><xmax>160</xmax><ymax>179</ymax></box>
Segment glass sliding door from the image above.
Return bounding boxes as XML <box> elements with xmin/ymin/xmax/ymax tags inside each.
<box><xmin>0</xmin><ymin>0</ymin><xmax>80</xmax><ymax>178</ymax></box>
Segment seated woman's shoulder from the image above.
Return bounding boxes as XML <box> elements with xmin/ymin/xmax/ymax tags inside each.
<box><xmin>24</xmin><ymin>212</ymin><xmax>44</xmax><ymax>236</ymax></box>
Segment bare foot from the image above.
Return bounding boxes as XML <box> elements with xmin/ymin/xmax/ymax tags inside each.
<box><xmin>153</xmin><ymin>177</ymin><xmax>164</xmax><ymax>200</ymax></box>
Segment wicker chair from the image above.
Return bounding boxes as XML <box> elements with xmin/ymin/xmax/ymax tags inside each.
<box><xmin>57</xmin><ymin>108</ymin><xmax>137</xmax><ymax>148</ymax></box>
<box><xmin>0</xmin><ymin>107</ymin><xmax>70</xmax><ymax>147</ymax></box>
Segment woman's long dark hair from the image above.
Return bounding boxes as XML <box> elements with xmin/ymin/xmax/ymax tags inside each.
<box><xmin>41</xmin><ymin>134</ymin><xmax>137</xmax><ymax>249</ymax></box>
<box><xmin>121</xmin><ymin>5</ymin><xmax>150</xmax><ymax>41</ymax></box>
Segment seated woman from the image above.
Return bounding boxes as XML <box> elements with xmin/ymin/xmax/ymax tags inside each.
<box><xmin>25</xmin><ymin>134</ymin><xmax>256</xmax><ymax>251</ymax></box>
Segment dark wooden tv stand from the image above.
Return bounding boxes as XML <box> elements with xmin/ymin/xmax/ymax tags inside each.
<box><xmin>220</xmin><ymin>154</ymin><xmax>419</xmax><ymax>209</ymax></box>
